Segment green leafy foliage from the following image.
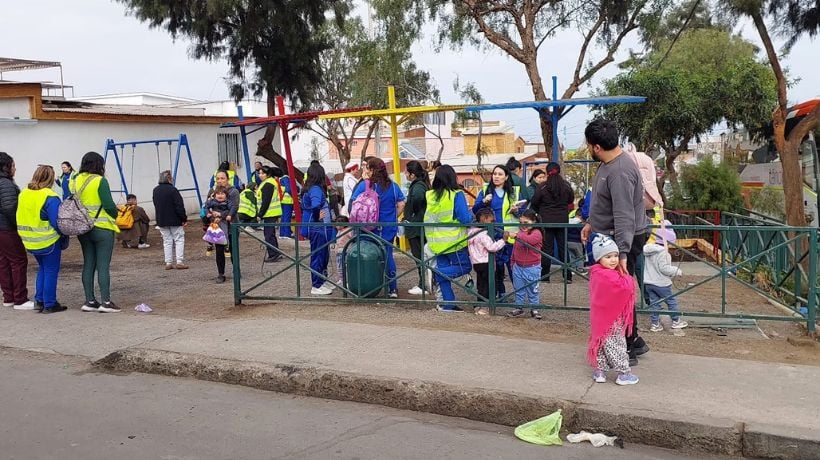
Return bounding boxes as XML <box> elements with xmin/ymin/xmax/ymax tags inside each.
<box><xmin>116</xmin><ymin>0</ymin><xmax>349</xmax><ymax>107</ymax></box>
<box><xmin>671</xmin><ymin>157</ymin><xmax>744</xmax><ymax>212</ymax></box>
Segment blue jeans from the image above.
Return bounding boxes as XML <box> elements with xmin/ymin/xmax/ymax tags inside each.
<box><xmin>434</xmin><ymin>248</ymin><xmax>472</xmax><ymax>309</ymax></box>
<box><xmin>512</xmin><ymin>264</ymin><xmax>540</xmax><ymax>306</ymax></box>
<box><xmin>374</xmin><ymin>228</ymin><xmax>398</xmax><ymax>293</ymax></box>
<box><xmin>32</xmin><ymin>243</ymin><xmax>62</xmax><ymax>308</ymax></box>
<box><xmin>309</xmin><ymin>230</ymin><xmax>330</xmax><ymax>288</ymax></box>
<box><xmin>280</xmin><ymin>204</ymin><xmax>293</xmax><ymax>237</ymax></box>
<box><xmin>645</xmin><ymin>283</ymin><xmax>680</xmax><ymax>324</ymax></box>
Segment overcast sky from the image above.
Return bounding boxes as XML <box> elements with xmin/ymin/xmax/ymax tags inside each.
<box><xmin>1</xmin><ymin>0</ymin><xmax>816</xmax><ymax>149</ymax></box>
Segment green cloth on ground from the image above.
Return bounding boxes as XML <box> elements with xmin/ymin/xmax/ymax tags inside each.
<box><xmin>78</xmin><ymin>227</ymin><xmax>115</xmax><ymax>302</ymax></box>
<box><xmin>514</xmin><ymin>410</ymin><xmax>563</xmax><ymax>446</ymax></box>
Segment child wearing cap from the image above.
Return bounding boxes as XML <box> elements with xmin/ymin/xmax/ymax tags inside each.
<box><xmin>588</xmin><ymin>234</ymin><xmax>639</xmax><ymax>385</ymax></box>
<box><xmin>643</xmin><ymin>222</ymin><xmax>686</xmax><ymax>332</ymax></box>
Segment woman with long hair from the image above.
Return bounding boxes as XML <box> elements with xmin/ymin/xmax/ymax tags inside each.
<box><xmin>530</xmin><ymin>161</ymin><xmax>575</xmax><ymax>283</ymax></box>
<box><xmin>0</xmin><ymin>151</ymin><xmax>32</xmax><ymax>310</ymax></box>
<box><xmin>56</xmin><ymin>161</ymin><xmax>76</xmax><ymax>199</ymax></box>
<box><xmin>348</xmin><ymin>156</ymin><xmax>406</xmax><ymax>298</ymax></box>
<box><xmin>75</xmin><ymin>151</ymin><xmax>121</xmax><ymax>313</ymax></box>
<box><xmin>471</xmin><ymin>164</ymin><xmax>522</xmax><ymax>297</ymax></box>
<box><xmin>301</xmin><ymin>162</ymin><xmax>335</xmax><ymax>295</ymax></box>
<box><xmin>424</xmin><ymin>165</ymin><xmax>474</xmax><ymax>312</ymax></box>
<box><xmin>526</xmin><ymin>169</ymin><xmax>546</xmax><ymax>199</ymax></box>
<box><xmin>17</xmin><ymin>165</ymin><xmax>67</xmax><ymax>313</ymax></box>
<box><xmin>403</xmin><ymin>160</ymin><xmax>430</xmax><ymax>295</ymax></box>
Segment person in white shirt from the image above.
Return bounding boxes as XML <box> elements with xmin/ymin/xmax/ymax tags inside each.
<box><xmin>341</xmin><ymin>161</ymin><xmax>361</xmax><ymax>216</ymax></box>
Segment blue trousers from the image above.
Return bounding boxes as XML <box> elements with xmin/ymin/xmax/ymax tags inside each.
<box><xmin>646</xmin><ymin>283</ymin><xmax>681</xmax><ymax>323</ymax></box>
<box><xmin>374</xmin><ymin>228</ymin><xmax>398</xmax><ymax>293</ymax></box>
<box><xmin>512</xmin><ymin>264</ymin><xmax>540</xmax><ymax>306</ymax></box>
<box><xmin>32</xmin><ymin>244</ymin><xmax>62</xmax><ymax>308</ymax></box>
<box><xmin>309</xmin><ymin>230</ymin><xmax>329</xmax><ymax>288</ymax></box>
<box><xmin>280</xmin><ymin>204</ymin><xmax>293</xmax><ymax>237</ymax></box>
<box><xmin>434</xmin><ymin>248</ymin><xmax>472</xmax><ymax>309</ymax></box>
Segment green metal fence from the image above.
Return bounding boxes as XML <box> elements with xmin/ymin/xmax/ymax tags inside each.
<box><xmin>230</xmin><ymin>220</ymin><xmax>818</xmax><ymax>333</ymax></box>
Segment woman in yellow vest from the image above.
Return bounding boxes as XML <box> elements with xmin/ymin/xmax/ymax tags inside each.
<box><xmin>256</xmin><ymin>166</ymin><xmax>283</xmax><ymax>263</ymax></box>
<box><xmin>471</xmin><ymin>164</ymin><xmax>523</xmax><ymax>299</ymax></box>
<box><xmin>72</xmin><ymin>152</ymin><xmax>121</xmax><ymax>313</ymax></box>
<box><xmin>424</xmin><ymin>165</ymin><xmax>474</xmax><ymax>312</ymax></box>
<box><xmin>16</xmin><ymin>165</ymin><xmax>68</xmax><ymax>313</ymax></box>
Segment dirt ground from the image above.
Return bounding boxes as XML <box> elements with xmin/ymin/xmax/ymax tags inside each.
<box><xmin>42</xmin><ymin>226</ymin><xmax>820</xmax><ymax>367</ymax></box>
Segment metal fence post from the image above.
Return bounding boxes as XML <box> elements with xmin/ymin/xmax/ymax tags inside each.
<box><xmin>232</xmin><ymin>222</ymin><xmax>241</xmax><ymax>305</ymax></box>
<box><xmin>295</xmin><ymin>223</ymin><xmax>301</xmax><ymax>298</ymax></box>
<box><xmin>807</xmin><ymin>228</ymin><xmax>817</xmax><ymax>336</ymax></box>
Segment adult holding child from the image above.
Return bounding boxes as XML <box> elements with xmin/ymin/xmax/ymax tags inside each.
<box><xmin>74</xmin><ymin>151</ymin><xmax>121</xmax><ymax>313</ymax></box>
<box><xmin>580</xmin><ymin>119</ymin><xmax>649</xmax><ymax>366</ymax></box>
<box><xmin>530</xmin><ymin>162</ymin><xmax>575</xmax><ymax>283</ymax></box>
<box><xmin>17</xmin><ymin>165</ymin><xmax>68</xmax><ymax>313</ymax></box>
<box><xmin>403</xmin><ymin>160</ymin><xmax>429</xmax><ymax>295</ymax></box>
<box><xmin>0</xmin><ymin>151</ymin><xmax>33</xmax><ymax>310</ymax></box>
<box><xmin>471</xmin><ymin>164</ymin><xmax>523</xmax><ymax>298</ymax></box>
<box><xmin>349</xmin><ymin>156</ymin><xmax>405</xmax><ymax>298</ymax></box>
<box><xmin>424</xmin><ymin>165</ymin><xmax>474</xmax><ymax>312</ymax></box>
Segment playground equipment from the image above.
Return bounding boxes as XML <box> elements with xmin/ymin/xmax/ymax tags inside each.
<box><xmin>102</xmin><ymin>134</ymin><xmax>203</xmax><ymax>208</ymax></box>
<box><xmin>220</xmin><ymin>98</ymin><xmax>370</xmax><ymax>227</ymax></box>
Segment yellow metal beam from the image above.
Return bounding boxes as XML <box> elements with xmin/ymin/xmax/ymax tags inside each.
<box><xmin>318</xmin><ymin>104</ymin><xmax>468</xmax><ymax>120</ymax></box>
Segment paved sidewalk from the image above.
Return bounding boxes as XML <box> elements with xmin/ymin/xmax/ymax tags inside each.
<box><xmin>2</xmin><ymin>307</ymin><xmax>818</xmax><ymax>457</ymax></box>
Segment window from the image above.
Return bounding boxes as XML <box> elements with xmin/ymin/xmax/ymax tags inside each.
<box><xmin>217</xmin><ymin>133</ymin><xmax>242</xmax><ymax>168</ymax></box>
<box><xmin>424</xmin><ymin>112</ymin><xmax>445</xmax><ymax>126</ymax></box>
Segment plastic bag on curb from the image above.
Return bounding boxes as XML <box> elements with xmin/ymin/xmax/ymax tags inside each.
<box><xmin>567</xmin><ymin>431</ymin><xmax>621</xmax><ymax>448</ymax></box>
<box><xmin>514</xmin><ymin>410</ymin><xmax>563</xmax><ymax>446</ymax></box>
<box><xmin>135</xmin><ymin>303</ymin><xmax>153</xmax><ymax>313</ymax></box>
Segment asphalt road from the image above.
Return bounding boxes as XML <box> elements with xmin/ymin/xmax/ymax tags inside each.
<box><xmin>0</xmin><ymin>349</ymin><xmax>731</xmax><ymax>460</ymax></box>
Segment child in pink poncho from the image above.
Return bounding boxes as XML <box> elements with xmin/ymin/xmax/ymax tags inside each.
<box><xmin>587</xmin><ymin>235</ymin><xmax>639</xmax><ymax>385</ymax></box>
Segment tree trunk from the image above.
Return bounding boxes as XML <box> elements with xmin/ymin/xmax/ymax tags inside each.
<box><xmin>665</xmin><ymin>152</ymin><xmax>681</xmax><ymax>198</ymax></box>
<box><xmin>358</xmin><ymin>119</ymin><xmax>379</xmax><ymax>163</ymax></box>
<box><xmin>256</xmin><ymin>125</ymin><xmax>304</xmax><ymax>185</ymax></box>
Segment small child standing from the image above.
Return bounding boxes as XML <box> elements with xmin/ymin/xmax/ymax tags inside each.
<box><xmin>333</xmin><ymin>216</ymin><xmax>354</xmax><ymax>286</ymax></box>
<box><xmin>204</xmin><ymin>187</ymin><xmax>232</xmax><ymax>283</ymax></box>
<box><xmin>588</xmin><ymin>235</ymin><xmax>638</xmax><ymax>385</ymax></box>
<box><xmin>507</xmin><ymin>210</ymin><xmax>544</xmax><ymax>319</ymax></box>
<box><xmin>468</xmin><ymin>208</ymin><xmax>508</xmax><ymax>315</ymax></box>
<box><xmin>643</xmin><ymin>226</ymin><xmax>687</xmax><ymax>332</ymax></box>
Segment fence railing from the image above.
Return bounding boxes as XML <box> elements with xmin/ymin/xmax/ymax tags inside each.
<box><xmin>230</xmin><ymin>221</ymin><xmax>818</xmax><ymax>333</ymax></box>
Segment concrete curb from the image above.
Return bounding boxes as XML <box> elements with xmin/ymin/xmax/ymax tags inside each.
<box><xmin>95</xmin><ymin>348</ymin><xmax>820</xmax><ymax>459</ymax></box>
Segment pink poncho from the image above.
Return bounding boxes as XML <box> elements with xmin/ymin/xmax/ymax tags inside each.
<box><xmin>587</xmin><ymin>264</ymin><xmax>636</xmax><ymax>367</ymax></box>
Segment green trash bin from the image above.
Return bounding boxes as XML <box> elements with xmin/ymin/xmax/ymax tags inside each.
<box><xmin>344</xmin><ymin>235</ymin><xmax>386</xmax><ymax>298</ymax></box>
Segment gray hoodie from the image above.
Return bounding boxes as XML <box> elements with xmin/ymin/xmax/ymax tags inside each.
<box><xmin>642</xmin><ymin>243</ymin><xmax>682</xmax><ymax>287</ymax></box>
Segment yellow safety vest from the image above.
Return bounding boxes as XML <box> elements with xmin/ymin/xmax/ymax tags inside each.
<box><xmin>424</xmin><ymin>189</ymin><xmax>468</xmax><ymax>254</ymax></box>
<box><xmin>71</xmin><ymin>173</ymin><xmax>120</xmax><ymax>233</ymax></box>
<box><xmin>280</xmin><ymin>175</ymin><xmax>293</xmax><ymax>205</ymax></box>
<box><xmin>257</xmin><ymin>177</ymin><xmax>282</xmax><ymax>218</ymax></box>
<box><xmin>238</xmin><ymin>189</ymin><xmax>257</xmax><ymax>218</ymax></box>
<box><xmin>499</xmin><ymin>185</ymin><xmax>520</xmax><ymax>243</ymax></box>
<box><xmin>646</xmin><ymin>204</ymin><xmax>664</xmax><ymax>245</ymax></box>
<box><xmin>16</xmin><ymin>187</ymin><xmax>61</xmax><ymax>250</ymax></box>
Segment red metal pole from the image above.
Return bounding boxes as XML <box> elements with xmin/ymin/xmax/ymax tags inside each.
<box><xmin>276</xmin><ymin>96</ymin><xmax>303</xmax><ymax>237</ymax></box>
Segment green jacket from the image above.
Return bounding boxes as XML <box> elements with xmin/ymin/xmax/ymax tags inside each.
<box><xmin>403</xmin><ymin>179</ymin><xmax>428</xmax><ymax>239</ymax></box>
<box><xmin>511</xmin><ymin>174</ymin><xmax>530</xmax><ymax>202</ymax></box>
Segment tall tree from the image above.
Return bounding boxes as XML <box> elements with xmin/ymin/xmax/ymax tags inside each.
<box><xmin>307</xmin><ymin>16</ymin><xmax>438</xmax><ymax>169</ymax></box>
<box><xmin>598</xmin><ymin>27</ymin><xmax>776</xmax><ymax>193</ymax></box>
<box><xmin>724</xmin><ymin>0</ymin><xmax>819</xmax><ymax>226</ymax></box>
<box><xmin>406</xmin><ymin>0</ymin><xmax>673</xmax><ymax>150</ymax></box>
<box><xmin>117</xmin><ymin>0</ymin><xmax>348</xmax><ymax>174</ymax></box>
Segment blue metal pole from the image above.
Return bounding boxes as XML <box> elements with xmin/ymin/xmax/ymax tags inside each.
<box><xmin>180</xmin><ymin>134</ymin><xmax>203</xmax><ymax>208</ymax></box>
<box><xmin>237</xmin><ymin>105</ymin><xmax>253</xmax><ymax>184</ymax></box>
<box><xmin>551</xmin><ymin>76</ymin><xmax>559</xmax><ymax>163</ymax></box>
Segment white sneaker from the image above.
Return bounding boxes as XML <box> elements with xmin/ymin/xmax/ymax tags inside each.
<box><xmin>649</xmin><ymin>323</ymin><xmax>664</xmax><ymax>332</ymax></box>
<box><xmin>407</xmin><ymin>286</ymin><xmax>429</xmax><ymax>295</ymax></box>
<box><xmin>13</xmin><ymin>300</ymin><xmax>35</xmax><ymax>311</ymax></box>
<box><xmin>311</xmin><ymin>286</ymin><xmax>332</xmax><ymax>295</ymax></box>
<box><xmin>321</xmin><ymin>282</ymin><xmax>336</xmax><ymax>292</ymax></box>
<box><xmin>98</xmin><ymin>302</ymin><xmax>121</xmax><ymax>313</ymax></box>
<box><xmin>671</xmin><ymin>319</ymin><xmax>688</xmax><ymax>329</ymax></box>
<box><xmin>138</xmin><ymin>243</ymin><xmax>150</xmax><ymax>249</ymax></box>
<box><xmin>3</xmin><ymin>302</ymin><xmax>13</xmax><ymax>307</ymax></box>
<box><xmin>388</xmin><ymin>292</ymin><xmax>398</xmax><ymax>299</ymax></box>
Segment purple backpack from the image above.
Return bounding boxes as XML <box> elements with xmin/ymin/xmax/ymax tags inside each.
<box><xmin>349</xmin><ymin>180</ymin><xmax>380</xmax><ymax>231</ymax></box>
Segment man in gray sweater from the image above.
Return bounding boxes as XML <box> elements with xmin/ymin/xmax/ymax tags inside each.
<box><xmin>580</xmin><ymin>119</ymin><xmax>649</xmax><ymax>365</ymax></box>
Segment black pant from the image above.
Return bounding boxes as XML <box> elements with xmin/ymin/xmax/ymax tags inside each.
<box><xmin>263</xmin><ymin>217</ymin><xmax>280</xmax><ymax>259</ymax></box>
<box><xmin>474</xmin><ymin>262</ymin><xmax>490</xmax><ymax>303</ymax></box>
<box><xmin>541</xmin><ymin>227</ymin><xmax>570</xmax><ymax>281</ymax></box>
<box><xmin>215</xmin><ymin>244</ymin><xmax>227</xmax><ymax>276</ymax></box>
<box><xmin>626</xmin><ymin>232</ymin><xmax>649</xmax><ymax>355</ymax></box>
<box><xmin>408</xmin><ymin>235</ymin><xmax>423</xmax><ymax>287</ymax></box>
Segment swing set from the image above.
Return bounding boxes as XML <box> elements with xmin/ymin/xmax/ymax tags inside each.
<box><xmin>102</xmin><ymin>134</ymin><xmax>203</xmax><ymax>208</ymax></box>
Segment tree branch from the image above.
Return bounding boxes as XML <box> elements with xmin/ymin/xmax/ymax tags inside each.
<box><xmin>751</xmin><ymin>11</ymin><xmax>788</xmax><ymax>116</ymax></box>
<box><xmin>655</xmin><ymin>0</ymin><xmax>702</xmax><ymax>69</ymax></box>
<box><xmin>787</xmin><ymin>105</ymin><xmax>819</xmax><ymax>146</ymax></box>
<box><xmin>460</xmin><ymin>0</ymin><xmax>526</xmax><ymax>61</ymax></box>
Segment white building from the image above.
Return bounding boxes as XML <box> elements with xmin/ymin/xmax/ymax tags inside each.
<box><xmin>0</xmin><ymin>82</ymin><xmax>269</xmax><ymax>218</ymax></box>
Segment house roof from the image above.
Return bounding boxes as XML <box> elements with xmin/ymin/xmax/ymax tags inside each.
<box><xmin>43</xmin><ymin>101</ymin><xmax>205</xmax><ymax>117</ymax></box>
<box><xmin>72</xmin><ymin>92</ymin><xmax>200</xmax><ymax>104</ymax></box>
<box><xmin>0</xmin><ymin>57</ymin><xmax>61</xmax><ymax>73</ymax></box>
<box><xmin>460</xmin><ymin>124</ymin><xmax>515</xmax><ymax>136</ymax></box>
